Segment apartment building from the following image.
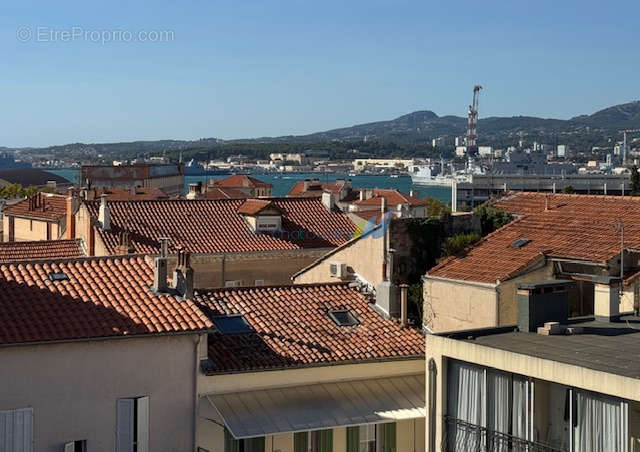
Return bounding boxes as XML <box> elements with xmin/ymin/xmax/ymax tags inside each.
<box><xmin>2</xmin><ymin>193</ymin><xmax>68</xmax><ymax>242</ymax></box>
<box><xmin>425</xmin><ymin>280</ymin><xmax>640</xmax><ymax>452</ymax></box>
<box><xmin>0</xmin><ymin>254</ymin><xmax>211</xmax><ymax>451</ymax></box>
<box><xmin>424</xmin><ymin>192</ymin><xmax>640</xmax><ymax>332</ymax></box>
<box><xmin>194</xmin><ymin>282</ymin><xmax>426</xmax><ymax>452</ymax></box>
<box><xmin>81</xmin><ymin>163</ymin><xmax>185</xmax><ymax>197</ymax></box>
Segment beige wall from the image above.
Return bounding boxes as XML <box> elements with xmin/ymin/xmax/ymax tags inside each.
<box><xmin>423</xmin><ymin>277</ymin><xmax>497</xmax><ymax>333</ymax></box>
<box><xmin>496</xmin><ymin>262</ymin><xmax>554</xmax><ymax>325</ymax></box>
<box><xmin>425</xmin><ymin>334</ymin><xmax>640</xmax><ymax>451</ymax></box>
<box><xmin>293</xmin><ymin>232</ymin><xmax>385</xmax><ymax>287</ymax></box>
<box><xmin>2</xmin><ymin>215</ymin><xmax>62</xmax><ymax>242</ymax></box>
<box><xmin>0</xmin><ymin>334</ymin><xmax>199</xmax><ymax>452</ymax></box>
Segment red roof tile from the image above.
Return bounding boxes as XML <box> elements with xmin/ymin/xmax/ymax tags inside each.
<box><xmin>85</xmin><ymin>198</ymin><xmax>356</xmax><ymax>254</ymax></box>
<box><xmin>87</xmin><ymin>187</ymin><xmax>169</xmax><ymax>201</ymax></box>
<box><xmin>3</xmin><ymin>193</ymin><xmax>67</xmax><ymax>221</ymax></box>
<box><xmin>202</xmin><ymin>187</ymin><xmax>249</xmax><ymax>200</ymax></box>
<box><xmin>213</xmin><ymin>175</ymin><xmax>272</xmax><ymax>188</ymax></box>
<box><xmin>195</xmin><ymin>283</ymin><xmax>424</xmax><ymax>373</ymax></box>
<box><xmin>0</xmin><ymin>239</ymin><xmax>85</xmax><ymax>264</ymax></box>
<box><xmin>430</xmin><ymin>192</ymin><xmax>640</xmax><ymax>284</ymax></box>
<box><xmin>288</xmin><ymin>180</ymin><xmax>351</xmax><ymax>198</ymax></box>
<box><xmin>354</xmin><ymin>189</ymin><xmax>425</xmax><ymax>207</ymax></box>
<box><xmin>236</xmin><ymin>199</ymin><xmax>277</xmax><ymax>215</ymax></box>
<box><xmin>0</xmin><ymin>255</ymin><xmax>211</xmax><ymax>345</ymax></box>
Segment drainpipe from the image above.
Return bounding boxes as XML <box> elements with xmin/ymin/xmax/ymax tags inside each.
<box><xmin>399</xmin><ymin>284</ymin><xmax>409</xmax><ymax>327</ymax></box>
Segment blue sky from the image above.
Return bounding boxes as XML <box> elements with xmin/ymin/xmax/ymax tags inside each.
<box><xmin>1</xmin><ymin>0</ymin><xmax>639</xmax><ymax>147</ymax></box>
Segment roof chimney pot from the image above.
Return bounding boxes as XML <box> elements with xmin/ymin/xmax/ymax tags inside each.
<box><xmin>98</xmin><ymin>195</ymin><xmax>110</xmax><ymax>231</ymax></box>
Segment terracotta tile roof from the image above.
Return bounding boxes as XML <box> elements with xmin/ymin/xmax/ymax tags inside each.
<box><xmin>3</xmin><ymin>193</ymin><xmax>67</xmax><ymax>221</ymax></box>
<box><xmin>0</xmin><ymin>239</ymin><xmax>85</xmax><ymax>264</ymax></box>
<box><xmin>0</xmin><ymin>255</ymin><xmax>211</xmax><ymax>346</ymax></box>
<box><xmin>430</xmin><ymin>193</ymin><xmax>640</xmax><ymax>284</ymax></box>
<box><xmin>287</xmin><ymin>180</ymin><xmax>350</xmax><ymax>198</ymax></box>
<box><xmin>195</xmin><ymin>283</ymin><xmax>424</xmax><ymax>373</ymax></box>
<box><xmin>236</xmin><ymin>199</ymin><xmax>277</xmax><ymax>215</ymax></box>
<box><xmin>88</xmin><ymin>187</ymin><xmax>169</xmax><ymax>201</ymax></box>
<box><xmin>86</xmin><ymin>198</ymin><xmax>356</xmax><ymax>254</ymax></box>
<box><xmin>354</xmin><ymin>189</ymin><xmax>425</xmax><ymax>207</ymax></box>
<box><xmin>202</xmin><ymin>187</ymin><xmax>249</xmax><ymax>200</ymax></box>
<box><xmin>212</xmin><ymin>175</ymin><xmax>272</xmax><ymax>189</ymax></box>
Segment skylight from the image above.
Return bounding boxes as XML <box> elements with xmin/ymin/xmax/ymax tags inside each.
<box><xmin>328</xmin><ymin>309</ymin><xmax>359</xmax><ymax>327</ymax></box>
<box><xmin>511</xmin><ymin>238</ymin><xmax>531</xmax><ymax>248</ymax></box>
<box><xmin>49</xmin><ymin>272</ymin><xmax>69</xmax><ymax>282</ymax></box>
<box><xmin>212</xmin><ymin>315</ymin><xmax>252</xmax><ymax>334</ymax></box>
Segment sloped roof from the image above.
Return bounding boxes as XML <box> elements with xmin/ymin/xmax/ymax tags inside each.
<box><xmin>0</xmin><ymin>239</ymin><xmax>85</xmax><ymax>264</ymax></box>
<box><xmin>287</xmin><ymin>180</ymin><xmax>350</xmax><ymax>198</ymax></box>
<box><xmin>194</xmin><ymin>283</ymin><xmax>424</xmax><ymax>373</ymax></box>
<box><xmin>202</xmin><ymin>186</ymin><xmax>249</xmax><ymax>200</ymax></box>
<box><xmin>430</xmin><ymin>193</ymin><xmax>640</xmax><ymax>284</ymax></box>
<box><xmin>236</xmin><ymin>199</ymin><xmax>279</xmax><ymax>216</ymax></box>
<box><xmin>354</xmin><ymin>189</ymin><xmax>425</xmax><ymax>207</ymax></box>
<box><xmin>0</xmin><ymin>256</ymin><xmax>211</xmax><ymax>346</ymax></box>
<box><xmin>0</xmin><ymin>169</ymin><xmax>70</xmax><ymax>186</ymax></box>
<box><xmin>85</xmin><ymin>198</ymin><xmax>356</xmax><ymax>254</ymax></box>
<box><xmin>213</xmin><ymin>175</ymin><xmax>272</xmax><ymax>189</ymax></box>
<box><xmin>2</xmin><ymin>193</ymin><xmax>67</xmax><ymax>221</ymax></box>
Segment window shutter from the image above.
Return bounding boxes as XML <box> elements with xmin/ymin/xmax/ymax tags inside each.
<box><xmin>383</xmin><ymin>423</ymin><xmax>396</xmax><ymax>452</ymax></box>
<box><xmin>136</xmin><ymin>397</ymin><xmax>150</xmax><ymax>452</ymax></box>
<box><xmin>116</xmin><ymin>399</ymin><xmax>134</xmax><ymax>452</ymax></box>
<box><xmin>13</xmin><ymin>408</ymin><xmax>33</xmax><ymax>452</ymax></box>
<box><xmin>64</xmin><ymin>442</ymin><xmax>75</xmax><ymax>452</ymax></box>
<box><xmin>1</xmin><ymin>409</ymin><xmax>15</xmax><ymax>452</ymax></box>
<box><xmin>293</xmin><ymin>432</ymin><xmax>308</xmax><ymax>452</ymax></box>
<box><xmin>346</xmin><ymin>427</ymin><xmax>359</xmax><ymax>452</ymax></box>
<box><xmin>319</xmin><ymin>430</ymin><xmax>332</xmax><ymax>452</ymax></box>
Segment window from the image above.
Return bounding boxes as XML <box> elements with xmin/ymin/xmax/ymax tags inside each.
<box><xmin>328</xmin><ymin>309</ymin><xmax>359</xmax><ymax>327</ymax></box>
<box><xmin>294</xmin><ymin>430</ymin><xmax>333</xmax><ymax>452</ymax></box>
<box><xmin>511</xmin><ymin>238</ymin><xmax>531</xmax><ymax>248</ymax></box>
<box><xmin>64</xmin><ymin>440</ymin><xmax>87</xmax><ymax>452</ymax></box>
<box><xmin>0</xmin><ymin>407</ymin><xmax>33</xmax><ymax>452</ymax></box>
<box><xmin>346</xmin><ymin>424</ymin><xmax>396</xmax><ymax>452</ymax></box>
<box><xmin>254</xmin><ymin>279</ymin><xmax>265</xmax><ymax>286</ymax></box>
<box><xmin>224</xmin><ymin>429</ymin><xmax>264</xmax><ymax>452</ymax></box>
<box><xmin>212</xmin><ymin>315</ymin><xmax>252</xmax><ymax>334</ymax></box>
<box><xmin>225</xmin><ymin>280</ymin><xmax>242</xmax><ymax>287</ymax></box>
<box><xmin>116</xmin><ymin>396</ymin><xmax>149</xmax><ymax>452</ymax></box>
<box><xmin>49</xmin><ymin>272</ymin><xmax>69</xmax><ymax>282</ymax></box>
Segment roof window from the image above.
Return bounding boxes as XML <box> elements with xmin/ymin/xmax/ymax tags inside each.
<box><xmin>511</xmin><ymin>238</ymin><xmax>531</xmax><ymax>248</ymax></box>
<box><xmin>212</xmin><ymin>315</ymin><xmax>253</xmax><ymax>334</ymax></box>
<box><xmin>49</xmin><ymin>272</ymin><xmax>69</xmax><ymax>282</ymax></box>
<box><xmin>328</xmin><ymin>309</ymin><xmax>359</xmax><ymax>327</ymax></box>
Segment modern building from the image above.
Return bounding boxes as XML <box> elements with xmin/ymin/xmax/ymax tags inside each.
<box><xmin>81</xmin><ymin>163</ymin><xmax>185</xmax><ymax>197</ymax></box>
<box><xmin>557</xmin><ymin>144</ymin><xmax>571</xmax><ymax>158</ymax></box>
<box><xmin>425</xmin><ymin>280</ymin><xmax>640</xmax><ymax>452</ymax></box>
<box><xmin>194</xmin><ymin>282</ymin><xmax>426</xmax><ymax>452</ymax></box>
<box><xmin>0</xmin><ymin>255</ymin><xmax>211</xmax><ymax>451</ymax></box>
<box><xmin>424</xmin><ymin>192</ymin><xmax>640</xmax><ymax>332</ymax></box>
<box><xmin>208</xmin><ymin>175</ymin><xmax>273</xmax><ymax>197</ymax></box>
<box><xmin>70</xmin><ymin>196</ymin><xmax>356</xmax><ymax>288</ymax></box>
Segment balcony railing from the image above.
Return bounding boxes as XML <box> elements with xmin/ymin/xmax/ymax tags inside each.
<box><xmin>442</xmin><ymin>417</ymin><xmax>566</xmax><ymax>452</ymax></box>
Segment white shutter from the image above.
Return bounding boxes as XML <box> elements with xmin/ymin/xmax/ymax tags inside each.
<box><xmin>116</xmin><ymin>399</ymin><xmax>134</xmax><ymax>452</ymax></box>
<box><xmin>64</xmin><ymin>442</ymin><xmax>75</xmax><ymax>452</ymax></box>
<box><xmin>136</xmin><ymin>397</ymin><xmax>149</xmax><ymax>452</ymax></box>
<box><xmin>0</xmin><ymin>410</ymin><xmax>14</xmax><ymax>452</ymax></box>
<box><xmin>13</xmin><ymin>408</ymin><xmax>32</xmax><ymax>452</ymax></box>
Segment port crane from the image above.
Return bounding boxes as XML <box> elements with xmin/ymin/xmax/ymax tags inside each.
<box><xmin>621</xmin><ymin>129</ymin><xmax>640</xmax><ymax>166</ymax></box>
<box><xmin>466</xmin><ymin>85</ymin><xmax>482</xmax><ymax>156</ymax></box>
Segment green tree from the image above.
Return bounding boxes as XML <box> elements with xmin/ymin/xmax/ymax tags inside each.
<box><xmin>631</xmin><ymin>165</ymin><xmax>640</xmax><ymax>195</ymax></box>
<box><xmin>474</xmin><ymin>205</ymin><xmax>513</xmax><ymax>236</ymax></box>
<box><xmin>423</xmin><ymin>196</ymin><xmax>451</xmax><ymax>219</ymax></box>
<box><xmin>562</xmin><ymin>185</ymin><xmax>575</xmax><ymax>194</ymax></box>
<box><xmin>442</xmin><ymin>232</ymin><xmax>481</xmax><ymax>256</ymax></box>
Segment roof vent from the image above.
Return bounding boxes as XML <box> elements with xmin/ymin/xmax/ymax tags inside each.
<box><xmin>212</xmin><ymin>315</ymin><xmax>253</xmax><ymax>334</ymax></box>
<box><xmin>328</xmin><ymin>309</ymin><xmax>359</xmax><ymax>327</ymax></box>
<box><xmin>49</xmin><ymin>272</ymin><xmax>69</xmax><ymax>282</ymax></box>
<box><xmin>512</xmin><ymin>238</ymin><xmax>531</xmax><ymax>248</ymax></box>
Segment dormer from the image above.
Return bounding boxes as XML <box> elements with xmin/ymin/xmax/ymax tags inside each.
<box><xmin>237</xmin><ymin>199</ymin><xmax>283</xmax><ymax>232</ymax></box>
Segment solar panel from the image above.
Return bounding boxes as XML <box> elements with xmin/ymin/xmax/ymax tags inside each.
<box><xmin>213</xmin><ymin>315</ymin><xmax>253</xmax><ymax>334</ymax></box>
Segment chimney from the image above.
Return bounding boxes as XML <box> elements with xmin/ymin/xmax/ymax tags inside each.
<box><xmin>116</xmin><ymin>231</ymin><xmax>135</xmax><ymax>255</ymax></box>
<box><xmin>409</xmin><ymin>189</ymin><xmax>417</xmax><ymax>198</ymax></box>
<box><xmin>66</xmin><ymin>189</ymin><xmax>77</xmax><ymax>239</ymax></box>
<box><xmin>186</xmin><ymin>183</ymin><xmax>202</xmax><ymax>200</ymax></box>
<box><xmin>381</xmin><ymin>196</ymin><xmax>387</xmax><ymax>214</ymax></box>
<box><xmin>173</xmin><ymin>247</ymin><xmax>194</xmax><ymax>299</ymax></box>
<box><xmin>359</xmin><ymin>190</ymin><xmax>365</xmax><ymax>201</ymax></box>
<box><xmin>152</xmin><ymin>238</ymin><xmax>169</xmax><ymax>293</ymax></box>
<box><xmin>98</xmin><ymin>195</ymin><xmax>110</xmax><ymax>231</ymax></box>
<box><xmin>594</xmin><ymin>278</ymin><xmax>621</xmax><ymax>322</ymax></box>
<box><xmin>321</xmin><ymin>191</ymin><xmax>335</xmax><ymax>211</ymax></box>
<box><xmin>303</xmin><ymin>179</ymin><xmax>311</xmax><ymax>191</ymax></box>
<box><xmin>399</xmin><ymin>284</ymin><xmax>409</xmax><ymax>327</ymax></box>
<box><xmin>46</xmin><ymin>180</ymin><xmax>57</xmax><ymax>190</ymax></box>
<box><xmin>517</xmin><ymin>280</ymin><xmax>573</xmax><ymax>332</ymax></box>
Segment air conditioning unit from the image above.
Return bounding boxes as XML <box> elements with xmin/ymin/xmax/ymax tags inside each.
<box><xmin>329</xmin><ymin>262</ymin><xmax>347</xmax><ymax>279</ymax></box>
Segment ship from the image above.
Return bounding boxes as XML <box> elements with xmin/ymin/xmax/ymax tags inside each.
<box><xmin>410</xmin><ymin>159</ymin><xmax>481</xmax><ymax>186</ymax></box>
<box><xmin>184</xmin><ymin>159</ymin><xmax>230</xmax><ymax>176</ymax></box>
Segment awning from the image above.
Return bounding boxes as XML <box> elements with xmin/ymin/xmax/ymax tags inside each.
<box><xmin>207</xmin><ymin>374</ymin><xmax>425</xmax><ymax>439</ymax></box>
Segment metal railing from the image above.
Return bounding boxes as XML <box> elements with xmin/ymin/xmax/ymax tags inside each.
<box><xmin>442</xmin><ymin>417</ymin><xmax>566</xmax><ymax>452</ymax></box>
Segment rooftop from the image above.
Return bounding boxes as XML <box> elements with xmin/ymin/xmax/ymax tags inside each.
<box><xmin>354</xmin><ymin>189</ymin><xmax>425</xmax><ymax>207</ymax></box>
<box><xmin>212</xmin><ymin>175</ymin><xmax>272</xmax><ymax>189</ymax></box>
<box><xmin>2</xmin><ymin>193</ymin><xmax>67</xmax><ymax>221</ymax></box>
<box><xmin>194</xmin><ymin>282</ymin><xmax>425</xmax><ymax>373</ymax></box>
<box><xmin>0</xmin><ymin>168</ymin><xmax>70</xmax><ymax>187</ymax></box>
<box><xmin>0</xmin><ymin>255</ymin><xmax>211</xmax><ymax>346</ymax></box>
<box><xmin>202</xmin><ymin>186</ymin><xmax>249</xmax><ymax>200</ymax></box>
<box><xmin>85</xmin><ymin>198</ymin><xmax>356</xmax><ymax>254</ymax></box>
<box><xmin>441</xmin><ymin>316</ymin><xmax>640</xmax><ymax>380</ymax></box>
<box><xmin>287</xmin><ymin>180</ymin><xmax>351</xmax><ymax>198</ymax></box>
<box><xmin>429</xmin><ymin>192</ymin><xmax>640</xmax><ymax>284</ymax></box>
<box><xmin>0</xmin><ymin>239</ymin><xmax>85</xmax><ymax>264</ymax></box>
<box><xmin>85</xmin><ymin>186</ymin><xmax>169</xmax><ymax>201</ymax></box>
